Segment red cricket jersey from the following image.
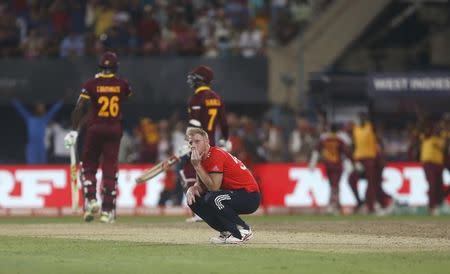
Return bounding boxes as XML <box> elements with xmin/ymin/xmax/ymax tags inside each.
<box><xmin>80</xmin><ymin>73</ymin><xmax>132</xmax><ymax>125</ymax></box>
<box><xmin>201</xmin><ymin>146</ymin><xmax>259</xmax><ymax>192</ymax></box>
<box><xmin>187</xmin><ymin>86</ymin><xmax>228</xmax><ymax>146</ymax></box>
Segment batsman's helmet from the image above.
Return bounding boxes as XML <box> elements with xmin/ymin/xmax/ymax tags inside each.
<box><xmin>187</xmin><ymin>65</ymin><xmax>214</xmax><ymax>88</ymax></box>
<box><xmin>99</xmin><ymin>51</ymin><xmax>118</xmax><ymax>70</ymax></box>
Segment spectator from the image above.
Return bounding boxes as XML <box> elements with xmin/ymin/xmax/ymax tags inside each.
<box><xmin>94</xmin><ymin>2</ymin><xmax>115</xmax><ymax>37</ymax></box>
<box><xmin>214</xmin><ymin>8</ymin><xmax>233</xmax><ymax>56</ymax></box>
<box><xmin>260</xmin><ymin>119</ymin><xmax>283</xmax><ymax>162</ymax></box>
<box><xmin>240</xmin><ymin>116</ymin><xmax>265</xmax><ymax>163</ymax></box>
<box><xmin>238</xmin><ymin>20</ymin><xmax>263</xmax><ymax>58</ymax></box>
<box><xmin>289</xmin><ymin>116</ymin><xmax>316</xmax><ymax>163</ymax></box>
<box><xmin>84</xmin><ymin>0</ymin><xmax>98</xmax><ymax>30</ymax></box>
<box><xmin>139</xmin><ymin>4</ymin><xmax>161</xmax><ymax>55</ymax></box>
<box><xmin>172</xmin><ymin>17</ymin><xmax>201</xmax><ymax>55</ymax></box>
<box><xmin>159</xmin><ymin>25</ymin><xmax>177</xmax><ymax>55</ymax></box>
<box><xmin>203</xmin><ymin>24</ymin><xmax>219</xmax><ymax>58</ymax></box>
<box><xmin>49</xmin><ymin>0</ymin><xmax>70</xmax><ymax>35</ymax></box>
<box><xmin>26</xmin><ymin>1</ymin><xmax>46</xmax><ymax>31</ymax></box>
<box><xmin>157</xmin><ymin>119</ymin><xmax>171</xmax><ymax>162</ymax></box>
<box><xmin>46</xmin><ymin>120</ymin><xmax>71</xmax><ymax>163</ymax></box>
<box><xmin>225</xmin><ymin>0</ymin><xmax>249</xmax><ymax>30</ymax></box>
<box><xmin>102</xmin><ymin>21</ymin><xmax>130</xmax><ymax>55</ymax></box>
<box><xmin>118</xmin><ymin>130</ymin><xmax>138</xmax><ymax>163</ymax></box>
<box><xmin>0</xmin><ymin>0</ymin><xmax>290</xmax><ymax>58</ymax></box>
<box><xmin>21</xmin><ymin>27</ymin><xmax>47</xmax><ymax>58</ymax></box>
<box><xmin>12</xmin><ymin>99</ymin><xmax>63</xmax><ymax>164</ymax></box>
<box><xmin>59</xmin><ymin>31</ymin><xmax>85</xmax><ymax>57</ymax></box>
<box><xmin>134</xmin><ymin>117</ymin><xmax>159</xmax><ymax>163</ymax></box>
<box><xmin>0</xmin><ymin>4</ymin><xmax>21</xmax><ymax>57</ymax></box>
<box><xmin>69</xmin><ymin>0</ymin><xmax>86</xmax><ymax>33</ymax></box>
<box><xmin>193</xmin><ymin>8</ymin><xmax>210</xmax><ymax>42</ymax></box>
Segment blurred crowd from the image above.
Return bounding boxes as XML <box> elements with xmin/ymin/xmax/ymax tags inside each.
<box><xmin>0</xmin><ymin>0</ymin><xmax>329</xmax><ymax>59</ymax></box>
<box><xmin>40</xmin><ymin>104</ymin><xmax>450</xmax><ymax>166</ymax></box>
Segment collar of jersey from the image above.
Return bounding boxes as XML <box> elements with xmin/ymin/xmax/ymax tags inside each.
<box><xmin>195</xmin><ymin>86</ymin><xmax>210</xmax><ymax>94</ymax></box>
<box><xmin>96</xmin><ymin>73</ymin><xmax>115</xmax><ymax>78</ymax></box>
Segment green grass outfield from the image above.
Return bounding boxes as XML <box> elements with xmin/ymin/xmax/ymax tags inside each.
<box><xmin>0</xmin><ymin>215</ymin><xmax>449</xmax><ymax>274</ymax></box>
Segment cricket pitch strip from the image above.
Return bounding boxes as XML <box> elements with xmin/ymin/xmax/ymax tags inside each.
<box><xmin>1</xmin><ymin>219</ymin><xmax>449</xmax><ymax>253</ymax></box>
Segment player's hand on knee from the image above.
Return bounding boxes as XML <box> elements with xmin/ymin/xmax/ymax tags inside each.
<box><xmin>64</xmin><ymin>130</ymin><xmax>78</xmax><ymax>149</ymax></box>
<box><xmin>186</xmin><ymin>185</ymin><xmax>201</xmax><ymax>205</ymax></box>
<box><xmin>186</xmin><ymin>186</ymin><xmax>196</xmax><ymax>205</ymax></box>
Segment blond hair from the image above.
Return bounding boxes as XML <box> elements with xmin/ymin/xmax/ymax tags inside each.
<box><xmin>186</xmin><ymin>127</ymin><xmax>209</xmax><ymax>139</ymax></box>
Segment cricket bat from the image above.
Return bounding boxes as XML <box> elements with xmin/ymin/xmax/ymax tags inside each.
<box><xmin>70</xmin><ymin>145</ymin><xmax>79</xmax><ymax>212</ymax></box>
<box><xmin>135</xmin><ymin>144</ymin><xmax>191</xmax><ymax>184</ymax></box>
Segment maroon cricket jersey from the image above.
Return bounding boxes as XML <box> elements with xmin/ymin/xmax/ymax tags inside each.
<box><xmin>317</xmin><ymin>133</ymin><xmax>351</xmax><ymax>165</ymax></box>
<box><xmin>80</xmin><ymin>73</ymin><xmax>132</xmax><ymax>125</ymax></box>
<box><xmin>187</xmin><ymin>86</ymin><xmax>228</xmax><ymax>146</ymax></box>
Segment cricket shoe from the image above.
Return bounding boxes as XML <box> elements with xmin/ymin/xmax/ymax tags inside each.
<box><xmin>223</xmin><ymin>228</ymin><xmax>253</xmax><ymax>244</ymax></box>
<box><xmin>325</xmin><ymin>205</ymin><xmax>340</xmax><ymax>216</ymax></box>
<box><xmin>430</xmin><ymin>208</ymin><xmax>440</xmax><ymax>216</ymax></box>
<box><xmin>239</xmin><ymin>228</ymin><xmax>253</xmax><ymax>242</ymax></box>
<box><xmin>376</xmin><ymin>199</ymin><xmax>397</xmax><ymax>217</ymax></box>
<box><xmin>83</xmin><ymin>199</ymin><xmax>100</xmax><ymax>222</ymax></box>
<box><xmin>210</xmin><ymin>231</ymin><xmax>231</xmax><ymax>244</ymax></box>
<box><xmin>99</xmin><ymin>211</ymin><xmax>115</xmax><ymax>223</ymax></box>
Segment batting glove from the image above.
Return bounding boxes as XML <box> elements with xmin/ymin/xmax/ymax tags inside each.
<box><xmin>64</xmin><ymin>130</ymin><xmax>78</xmax><ymax>149</ymax></box>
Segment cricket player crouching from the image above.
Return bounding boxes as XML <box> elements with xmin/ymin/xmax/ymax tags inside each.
<box><xmin>185</xmin><ymin>127</ymin><xmax>260</xmax><ymax>244</ymax></box>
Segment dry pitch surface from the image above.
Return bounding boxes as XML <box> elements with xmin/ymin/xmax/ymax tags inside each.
<box><xmin>1</xmin><ymin>217</ymin><xmax>449</xmax><ymax>253</ymax></box>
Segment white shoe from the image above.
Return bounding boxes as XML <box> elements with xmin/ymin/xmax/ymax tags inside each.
<box><xmin>185</xmin><ymin>214</ymin><xmax>203</xmax><ymax>223</ymax></box>
<box><xmin>376</xmin><ymin>200</ymin><xmax>396</xmax><ymax>216</ymax></box>
<box><xmin>223</xmin><ymin>228</ymin><xmax>253</xmax><ymax>244</ymax></box>
<box><xmin>99</xmin><ymin>211</ymin><xmax>115</xmax><ymax>223</ymax></box>
<box><xmin>224</xmin><ymin>235</ymin><xmax>244</xmax><ymax>244</ymax></box>
<box><xmin>239</xmin><ymin>228</ymin><xmax>253</xmax><ymax>242</ymax></box>
<box><xmin>431</xmin><ymin>208</ymin><xmax>439</xmax><ymax>216</ymax></box>
<box><xmin>210</xmin><ymin>231</ymin><xmax>231</xmax><ymax>244</ymax></box>
<box><xmin>83</xmin><ymin>199</ymin><xmax>100</xmax><ymax>222</ymax></box>
<box><xmin>325</xmin><ymin>205</ymin><xmax>340</xmax><ymax>215</ymax></box>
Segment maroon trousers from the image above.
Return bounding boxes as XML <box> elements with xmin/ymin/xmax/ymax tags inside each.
<box><xmin>374</xmin><ymin>159</ymin><xmax>391</xmax><ymax>208</ymax></box>
<box><xmin>81</xmin><ymin>122</ymin><xmax>122</xmax><ymax>212</ymax></box>
<box><xmin>423</xmin><ymin>162</ymin><xmax>444</xmax><ymax>209</ymax></box>
<box><xmin>324</xmin><ymin>162</ymin><xmax>343</xmax><ymax>207</ymax></box>
<box><xmin>349</xmin><ymin>157</ymin><xmax>392</xmax><ymax>213</ymax></box>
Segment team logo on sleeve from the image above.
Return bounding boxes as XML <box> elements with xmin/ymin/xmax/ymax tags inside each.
<box><xmin>211</xmin><ymin>165</ymin><xmax>220</xmax><ymax>172</ymax></box>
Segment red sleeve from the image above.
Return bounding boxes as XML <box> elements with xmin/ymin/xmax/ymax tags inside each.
<box><xmin>202</xmin><ymin>150</ymin><xmax>225</xmax><ymax>173</ymax></box>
